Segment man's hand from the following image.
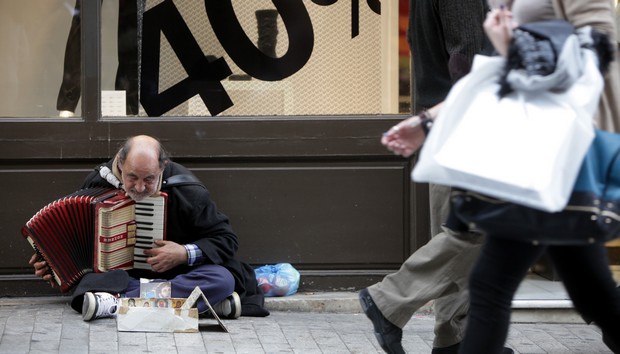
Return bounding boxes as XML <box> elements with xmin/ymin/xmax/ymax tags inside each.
<box><xmin>28</xmin><ymin>253</ymin><xmax>56</xmax><ymax>288</ymax></box>
<box><xmin>381</xmin><ymin>116</ymin><xmax>427</xmax><ymax>157</ymax></box>
<box><xmin>144</xmin><ymin>240</ymin><xmax>188</xmax><ymax>273</ymax></box>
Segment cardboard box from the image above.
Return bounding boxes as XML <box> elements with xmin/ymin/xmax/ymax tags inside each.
<box><xmin>117</xmin><ymin>298</ymin><xmax>198</xmax><ymax>333</ymax></box>
<box><xmin>116</xmin><ymin>287</ymin><xmax>228</xmax><ymax>333</ymax></box>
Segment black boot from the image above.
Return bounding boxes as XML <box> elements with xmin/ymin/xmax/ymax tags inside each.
<box><xmin>358</xmin><ymin>288</ymin><xmax>405</xmax><ymax>354</ymax></box>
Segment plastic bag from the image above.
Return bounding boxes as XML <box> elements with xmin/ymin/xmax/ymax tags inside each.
<box><xmin>254</xmin><ymin>263</ymin><xmax>300</xmax><ymax>297</ymax></box>
<box><xmin>412</xmin><ymin>51</ymin><xmax>600</xmax><ymax>212</ymax></box>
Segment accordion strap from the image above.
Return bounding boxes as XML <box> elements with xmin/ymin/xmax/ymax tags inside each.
<box><xmin>162</xmin><ymin>174</ymin><xmax>205</xmax><ymax>189</ymax></box>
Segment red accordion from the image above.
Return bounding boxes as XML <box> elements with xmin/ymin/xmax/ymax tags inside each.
<box><xmin>22</xmin><ymin>187</ymin><xmax>167</xmax><ymax>293</ymax></box>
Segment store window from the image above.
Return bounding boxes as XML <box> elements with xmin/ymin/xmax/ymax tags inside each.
<box><xmin>0</xmin><ymin>0</ymin><xmax>411</xmax><ymax>118</ymax></box>
<box><xmin>0</xmin><ymin>0</ymin><xmax>83</xmax><ymax>118</ymax></box>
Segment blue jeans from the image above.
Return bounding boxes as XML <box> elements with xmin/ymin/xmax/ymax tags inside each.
<box><xmin>70</xmin><ymin>264</ymin><xmax>234</xmax><ymax>314</ymax></box>
<box><xmin>124</xmin><ymin>264</ymin><xmax>234</xmax><ymax>313</ymax></box>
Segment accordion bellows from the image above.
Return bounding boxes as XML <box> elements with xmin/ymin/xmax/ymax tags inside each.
<box><xmin>22</xmin><ymin>187</ymin><xmax>167</xmax><ymax>293</ymax></box>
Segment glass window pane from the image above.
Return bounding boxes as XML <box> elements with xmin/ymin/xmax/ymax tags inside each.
<box><xmin>0</xmin><ymin>1</ymin><xmax>410</xmax><ymax>119</ymax></box>
<box><xmin>0</xmin><ymin>0</ymin><xmax>82</xmax><ymax>118</ymax></box>
<box><xmin>103</xmin><ymin>0</ymin><xmax>410</xmax><ymax>118</ymax></box>
<box><xmin>101</xmin><ymin>0</ymin><xmax>139</xmax><ymax>117</ymax></box>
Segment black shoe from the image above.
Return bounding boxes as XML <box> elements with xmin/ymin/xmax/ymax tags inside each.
<box><xmin>358</xmin><ymin>288</ymin><xmax>405</xmax><ymax>354</ymax></box>
<box><xmin>432</xmin><ymin>342</ymin><xmax>514</xmax><ymax>354</ymax></box>
<box><xmin>603</xmin><ymin>331</ymin><xmax>620</xmax><ymax>354</ymax></box>
<box><xmin>431</xmin><ymin>342</ymin><xmax>460</xmax><ymax>354</ymax></box>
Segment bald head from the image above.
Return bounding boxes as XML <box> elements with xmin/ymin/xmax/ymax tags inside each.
<box><xmin>130</xmin><ymin>135</ymin><xmax>160</xmax><ymax>150</ymax></box>
<box><xmin>117</xmin><ymin>135</ymin><xmax>168</xmax><ymax>170</ymax></box>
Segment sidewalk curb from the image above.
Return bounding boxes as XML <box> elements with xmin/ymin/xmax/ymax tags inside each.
<box><xmin>264</xmin><ymin>291</ymin><xmax>434</xmax><ymax>314</ymax></box>
<box><xmin>1</xmin><ymin>292</ymin><xmax>583</xmax><ymax>323</ymax></box>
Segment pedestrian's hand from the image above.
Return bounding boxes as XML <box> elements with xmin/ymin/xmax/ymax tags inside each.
<box><xmin>29</xmin><ymin>253</ymin><xmax>56</xmax><ymax>288</ymax></box>
<box><xmin>483</xmin><ymin>6</ymin><xmax>516</xmax><ymax>57</ymax></box>
<box><xmin>381</xmin><ymin>116</ymin><xmax>426</xmax><ymax>157</ymax></box>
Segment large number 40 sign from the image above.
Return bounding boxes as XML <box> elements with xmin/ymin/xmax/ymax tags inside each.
<box><xmin>140</xmin><ymin>0</ymin><xmax>380</xmax><ymax>117</ymax></box>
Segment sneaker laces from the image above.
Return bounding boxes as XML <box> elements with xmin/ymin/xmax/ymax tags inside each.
<box><xmin>95</xmin><ymin>293</ymin><xmax>119</xmax><ymax>318</ymax></box>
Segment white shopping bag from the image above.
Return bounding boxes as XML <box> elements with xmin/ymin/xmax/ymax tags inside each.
<box><xmin>412</xmin><ymin>50</ymin><xmax>601</xmax><ymax>212</ymax></box>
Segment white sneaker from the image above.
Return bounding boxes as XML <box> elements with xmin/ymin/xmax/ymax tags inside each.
<box><xmin>82</xmin><ymin>292</ymin><xmax>118</xmax><ymax>321</ymax></box>
<box><xmin>213</xmin><ymin>292</ymin><xmax>241</xmax><ymax>319</ymax></box>
<box><xmin>58</xmin><ymin>110</ymin><xmax>75</xmax><ymax>118</ymax></box>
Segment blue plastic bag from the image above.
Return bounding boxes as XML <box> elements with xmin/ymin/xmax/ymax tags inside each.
<box><xmin>254</xmin><ymin>263</ymin><xmax>300</xmax><ymax>297</ymax></box>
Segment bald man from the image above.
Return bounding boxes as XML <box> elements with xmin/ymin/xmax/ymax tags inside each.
<box><xmin>30</xmin><ymin>135</ymin><xmax>268</xmax><ymax>320</ymax></box>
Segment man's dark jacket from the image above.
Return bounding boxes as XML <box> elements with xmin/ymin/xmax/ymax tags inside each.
<box><xmin>72</xmin><ymin>159</ymin><xmax>268</xmax><ymax>317</ymax></box>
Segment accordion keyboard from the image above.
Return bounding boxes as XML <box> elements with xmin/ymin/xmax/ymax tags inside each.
<box><xmin>132</xmin><ymin>195</ymin><xmax>167</xmax><ymax>269</ymax></box>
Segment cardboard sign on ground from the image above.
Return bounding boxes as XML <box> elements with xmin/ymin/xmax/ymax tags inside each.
<box><xmin>117</xmin><ymin>287</ymin><xmax>228</xmax><ymax>333</ymax></box>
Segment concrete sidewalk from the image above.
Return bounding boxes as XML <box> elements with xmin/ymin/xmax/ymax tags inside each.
<box><xmin>0</xmin><ymin>292</ymin><xmax>612</xmax><ymax>354</ymax></box>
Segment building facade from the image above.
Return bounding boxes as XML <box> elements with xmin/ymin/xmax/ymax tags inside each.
<box><xmin>0</xmin><ymin>0</ymin><xmax>431</xmax><ymax>296</ymax></box>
